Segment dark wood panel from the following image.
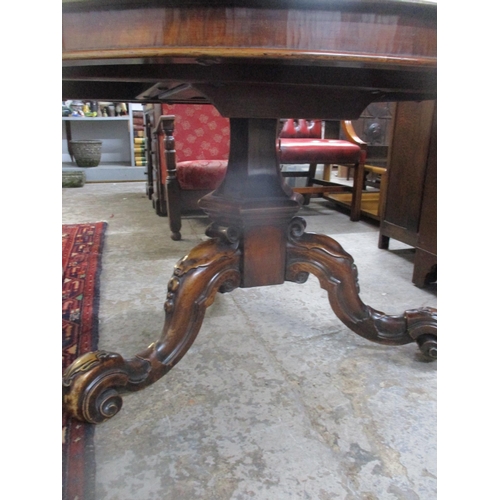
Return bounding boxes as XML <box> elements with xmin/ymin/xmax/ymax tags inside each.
<box><xmin>379</xmin><ymin>99</ymin><xmax>437</xmax><ymax>287</ymax></box>
<box><xmin>383</xmin><ymin>100</ymin><xmax>435</xmax><ymax>234</ymax></box>
<box><xmin>417</xmin><ymin>104</ymin><xmax>437</xmax><ymax>256</ymax></box>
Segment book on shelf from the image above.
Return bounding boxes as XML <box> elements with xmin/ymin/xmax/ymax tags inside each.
<box><xmin>133</xmin><ymin>111</ymin><xmax>145</xmax><ymax>126</ymax></box>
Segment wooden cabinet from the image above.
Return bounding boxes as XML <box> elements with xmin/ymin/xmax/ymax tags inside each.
<box><xmin>378</xmin><ymin>100</ymin><xmax>437</xmax><ymax>287</ymax></box>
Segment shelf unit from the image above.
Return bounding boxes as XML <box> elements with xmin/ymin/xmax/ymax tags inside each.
<box><xmin>62</xmin><ymin>104</ymin><xmax>147</xmax><ymax>181</ymax></box>
<box><xmin>62</xmin><ymin>116</ymin><xmax>135</xmax><ymax>165</ymax></box>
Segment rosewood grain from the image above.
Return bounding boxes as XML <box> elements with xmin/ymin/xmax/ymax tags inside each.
<box><xmin>62</xmin><ymin>5</ymin><xmax>436</xmax><ymax>61</ymax></box>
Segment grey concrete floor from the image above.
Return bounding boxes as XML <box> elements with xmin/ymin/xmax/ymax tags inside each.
<box><xmin>62</xmin><ymin>182</ymin><xmax>437</xmax><ymax>500</ymax></box>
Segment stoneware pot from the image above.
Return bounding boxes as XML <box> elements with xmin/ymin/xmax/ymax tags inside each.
<box><xmin>62</xmin><ymin>170</ymin><xmax>86</xmax><ymax>188</ymax></box>
<box><xmin>70</xmin><ymin>140</ymin><xmax>102</xmax><ymax>167</ymax></box>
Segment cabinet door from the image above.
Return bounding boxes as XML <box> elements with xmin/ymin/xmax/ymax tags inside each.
<box><xmin>382</xmin><ymin>100</ymin><xmax>436</xmax><ymax>246</ymax></box>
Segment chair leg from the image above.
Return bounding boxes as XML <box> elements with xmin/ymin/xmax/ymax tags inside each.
<box><xmin>350</xmin><ymin>162</ymin><xmax>365</xmax><ymax>221</ymax></box>
<box><xmin>303</xmin><ymin>163</ymin><xmax>317</xmax><ymax>205</ymax></box>
<box><xmin>166</xmin><ymin>180</ymin><xmax>182</xmax><ymax>240</ymax></box>
<box><xmin>322</xmin><ymin>164</ymin><xmax>332</xmax><ymax>182</ymax></box>
<box><xmin>159</xmin><ymin>115</ymin><xmax>183</xmax><ymax>240</ymax></box>
<box><xmin>377</xmin><ymin>168</ymin><xmax>388</xmax><ymax>219</ymax></box>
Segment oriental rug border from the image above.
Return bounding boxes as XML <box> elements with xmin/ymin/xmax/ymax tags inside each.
<box><xmin>62</xmin><ymin>222</ymin><xmax>107</xmax><ymax>500</ymax></box>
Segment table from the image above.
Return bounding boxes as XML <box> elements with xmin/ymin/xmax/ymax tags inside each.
<box><xmin>62</xmin><ymin>0</ymin><xmax>437</xmax><ymax>424</ymax></box>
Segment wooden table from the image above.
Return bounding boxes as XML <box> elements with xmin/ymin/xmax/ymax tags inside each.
<box><xmin>62</xmin><ymin>0</ymin><xmax>437</xmax><ymax>424</ymax></box>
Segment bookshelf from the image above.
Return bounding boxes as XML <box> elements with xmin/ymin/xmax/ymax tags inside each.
<box><xmin>62</xmin><ymin>104</ymin><xmax>148</xmax><ymax>181</ymax></box>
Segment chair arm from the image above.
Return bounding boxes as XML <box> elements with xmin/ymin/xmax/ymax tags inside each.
<box><xmin>364</xmin><ymin>165</ymin><xmax>387</xmax><ymax>176</ymax></box>
<box><xmin>341</xmin><ymin>121</ymin><xmax>367</xmax><ymax>151</ymax></box>
<box><xmin>154</xmin><ymin>114</ymin><xmax>175</xmax><ymax>136</ymax></box>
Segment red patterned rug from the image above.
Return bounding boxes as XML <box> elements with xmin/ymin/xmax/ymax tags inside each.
<box><xmin>62</xmin><ymin>222</ymin><xmax>107</xmax><ymax>500</ymax></box>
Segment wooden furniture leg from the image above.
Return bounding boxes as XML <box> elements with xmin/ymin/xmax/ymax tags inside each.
<box><xmin>160</xmin><ymin>116</ymin><xmax>182</xmax><ymax>240</ymax></box>
<box><xmin>323</xmin><ymin>164</ymin><xmax>332</xmax><ymax>182</ymax></box>
<box><xmin>63</xmin><ymin>236</ymin><xmax>242</xmax><ymax>423</ymax></box>
<box><xmin>286</xmin><ymin>216</ymin><xmax>436</xmax><ymax>354</ymax></box>
<box><xmin>412</xmin><ymin>249</ymin><xmax>437</xmax><ymax>288</ymax></box>
<box><xmin>63</xmin><ymin>118</ymin><xmax>436</xmax><ymax>424</ymax></box>
<box><xmin>302</xmin><ymin>163</ymin><xmax>318</xmax><ymax>205</ymax></box>
<box><xmin>349</xmin><ymin>160</ymin><xmax>364</xmax><ymax>221</ymax></box>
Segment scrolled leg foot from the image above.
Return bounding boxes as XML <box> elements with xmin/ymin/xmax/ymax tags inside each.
<box><xmin>62</xmin><ymin>350</ymin><xmax>152</xmax><ymax>423</ymax></box>
<box><xmin>63</xmin><ymin>238</ymin><xmax>242</xmax><ymax>423</ymax></box>
<box><xmin>286</xmin><ymin>218</ymin><xmax>437</xmax><ymax>360</ymax></box>
<box><xmin>406</xmin><ymin>307</ymin><xmax>437</xmax><ymax>360</ymax></box>
<box><xmin>417</xmin><ymin>335</ymin><xmax>437</xmax><ymax>360</ymax></box>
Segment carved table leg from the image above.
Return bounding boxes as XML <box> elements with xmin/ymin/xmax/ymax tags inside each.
<box><xmin>63</xmin><ymin>235</ymin><xmax>241</xmax><ymax>423</ymax></box>
<box><xmin>63</xmin><ymin>117</ymin><xmax>436</xmax><ymax>425</ymax></box>
<box><xmin>286</xmin><ymin>217</ymin><xmax>437</xmax><ymax>359</ymax></box>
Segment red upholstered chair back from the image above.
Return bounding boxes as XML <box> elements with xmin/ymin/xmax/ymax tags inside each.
<box><xmin>279</xmin><ymin>119</ymin><xmax>322</xmax><ymax>139</ymax></box>
<box><xmin>148</xmin><ymin>104</ymin><xmax>230</xmax><ymax>239</ymax></box>
<box><xmin>157</xmin><ymin>103</ymin><xmax>230</xmax><ymax>191</ymax></box>
<box><xmin>160</xmin><ymin>104</ymin><xmax>230</xmax><ymax>162</ymax></box>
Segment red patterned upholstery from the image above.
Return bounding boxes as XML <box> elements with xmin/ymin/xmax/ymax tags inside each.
<box><xmin>148</xmin><ymin>103</ymin><xmax>231</xmax><ymax>240</ymax></box>
<box><xmin>161</xmin><ymin>103</ymin><xmax>229</xmax><ymax>190</ymax></box>
<box><xmin>176</xmin><ymin>159</ymin><xmax>228</xmax><ymax>190</ymax></box>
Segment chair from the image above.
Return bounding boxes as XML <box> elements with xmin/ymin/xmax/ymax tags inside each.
<box><xmin>278</xmin><ymin>119</ymin><xmax>369</xmax><ymax>220</ymax></box>
<box><xmin>148</xmin><ymin>104</ymin><xmax>230</xmax><ymax>240</ymax></box>
<box><xmin>148</xmin><ymin>112</ymin><xmax>383</xmax><ymax>241</ymax></box>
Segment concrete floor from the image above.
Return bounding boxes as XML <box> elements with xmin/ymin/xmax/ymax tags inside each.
<box><xmin>62</xmin><ymin>181</ymin><xmax>437</xmax><ymax>500</ymax></box>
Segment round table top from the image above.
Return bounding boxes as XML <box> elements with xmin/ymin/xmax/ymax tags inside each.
<box><xmin>62</xmin><ymin>0</ymin><xmax>437</xmax><ymax>119</ymax></box>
